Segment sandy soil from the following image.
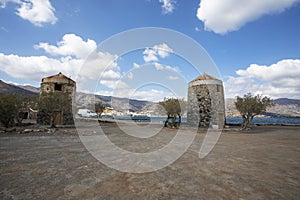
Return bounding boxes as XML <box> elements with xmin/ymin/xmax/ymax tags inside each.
<box><xmin>0</xmin><ymin>123</ymin><xmax>299</xmax><ymax>199</ymax></box>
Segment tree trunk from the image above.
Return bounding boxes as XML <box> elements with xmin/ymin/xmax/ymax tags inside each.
<box><xmin>241</xmin><ymin>117</ymin><xmax>250</xmax><ymax>130</ymax></box>
<box><xmin>177</xmin><ymin>115</ymin><xmax>181</xmax><ymax>128</ymax></box>
<box><xmin>50</xmin><ymin>116</ymin><xmax>56</xmax><ymax>128</ymax></box>
<box><xmin>164</xmin><ymin>115</ymin><xmax>170</xmax><ymax>127</ymax></box>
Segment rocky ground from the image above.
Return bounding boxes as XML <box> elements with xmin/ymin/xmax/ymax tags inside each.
<box><xmin>0</xmin><ymin>123</ymin><xmax>299</xmax><ymax>199</ymax></box>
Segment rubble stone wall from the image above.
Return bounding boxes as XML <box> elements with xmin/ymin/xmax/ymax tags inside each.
<box><xmin>37</xmin><ymin>73</ymin><xmax>76</xmax><ymax>126</ymax></box>
<box><xmin>187</xmin><ymin>80</ymin><xmax>225</xmax><ymax>129</ymax></box>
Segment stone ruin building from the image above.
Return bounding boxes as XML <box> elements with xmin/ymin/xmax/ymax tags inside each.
<box><xmin>37</xmin><ymin>72</ymin><xmax>76</xmax><ymax>125</ymax></box>
<box><xmin>187</xmin><ymin>73</ymin><xmax>225</xmax><ymax>129</ymax></box>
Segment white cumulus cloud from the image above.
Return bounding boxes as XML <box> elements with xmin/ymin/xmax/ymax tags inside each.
<box><xmin>133</xmin><ymin>62</ymin><xmax>140</xmax><ymax>69</ymax></box>
<box><xmin>143</xmin><ymin>43</ymin><xmax>173</xmax><ymax>62</ymax></box>
<box><xmin>96</xmin><ymin>88</ymin><xmax>176</xmax><ymax>102</ymax></box>
<box><xmin>236</xmin><ymin>59</ymin><xmax>300</xmax><ymax>81</ymax></box>
<box><xmin>154</xmin><ymin>43</ymin><xmax>174</xmax><ymax>58</ymax></box>
<box><xmin>131</xmin><ymin>89</ymin><xmax>175</xmax><ymax>102</ymax></box>
<box><xmin>116</xmin><ymin>88</ymin><xmax>176</xmax><ymax>102</ymax></box>
<box><xmin>1</xmin><ymin>0</ymin><xmax>58</xmax><ymax>27</ymax></box>
<box><xmin>143</xmin><ymin>48</ymin><xmax>159</xmax><ymax>63</ymax></box>
<box><xmin>154</xmin><ymin>62</ymin><xmax>179</xmax><ymax>73</ymax></box>
<box><xmin>159</xmin><ymin>0</ymin><xmax>175</xmax><ymax>14</ymax></box>
<box><xmin>224</xmin><ymin>59</ymin><xmax>300</xmax><ymax>99</ymax></box>
<box><xmin>0</xmin><ymin>53</ymin><xmax>82</xmax><ymax>82</ymax></box>
<box><xmin>34</xmin><ymin>34</ymin><xmax>97</xmax><ymax>59</ymax></box>
<box><xmin>197</xmin><ymin>0</ymin><xmax>300</xmax><ymax>34</ymax></box>
<box><xmin>0</xmin><ymin>34</ymin><xmax>121</xmax><ymax>91</ymax></box>
<box><xmin>127</xmin><ymin>71</ymin><xmax>133</xmax><ymax>79</ymax></box>
<box><xmin>168</xmin><ymin>75</ymin><xmax>179</xmax><ymax>80</ymax></box>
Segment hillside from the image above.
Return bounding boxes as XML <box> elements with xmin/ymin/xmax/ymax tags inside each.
<box><xmin>16</xmin><ymin>85</ymin><xmax>40</xmax><ymax>94</ymax></box>
<box><xmin>1</xmin><ymin>80</ymin><xmax>299</xmax><ymax>117</ymax></box>
<box><xmin>226</xmin><ymin>98</ymin><xmax>300</xmax><ymax>117</ymax></box>
<box><xmin>75</xmin><ymin>92</ymin><xmax>155</xmax><ymax>112</ymax></box>
<box><xmin>0</xmin><ymin>80</ymin><xmax>38</xmax><ymax>96</ymax></box>
<box><xmin>0</xmin><ymin>80</ymin><xmax>153</xmax><ymax>112</ymax></box>
<box><xmin>273</xmin><ymin>98</ymin><xmax>300</xmax><ymax>107</ymax></box>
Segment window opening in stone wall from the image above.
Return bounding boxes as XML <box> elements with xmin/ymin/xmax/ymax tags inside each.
<box><xmin>54</xmin><ymin>83</ymin><xmax>62</xmax><ymax>91</ymax></box>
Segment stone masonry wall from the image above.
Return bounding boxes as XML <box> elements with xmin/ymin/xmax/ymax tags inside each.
<box><xmin>38</xmin><ymin>74</ymin><xmax>76</xmax><ymax>126</ymax></box>
<box><xmin>187</xmin><ymin>81</ymin><xmax>225</xmax><ymax>129</ymax></box>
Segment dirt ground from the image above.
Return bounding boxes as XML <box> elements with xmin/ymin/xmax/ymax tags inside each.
<box><xmin>0</xmin><ymin>123</ymin><xmax>299</xmax><ymax>199</ymax></box>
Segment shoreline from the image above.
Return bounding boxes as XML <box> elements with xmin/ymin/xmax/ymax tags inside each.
<box><xmin>1</xmin><ymin>121</ymin><xmax>299</xmax><ymax>136</ymax></box>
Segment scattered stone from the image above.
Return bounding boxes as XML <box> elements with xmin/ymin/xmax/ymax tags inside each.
<box><xmin>46</xmin><ymin>128</ymin><xmax>57</xmax><ymax>134</ymax></box>
<box><xmin>23</xmin><ymin>129</ymin><xmax>33</xmax><ymax>133</ymax></box>
<box><xmin>5</xmin><ymin>127</ymin><xmax>16</xmax><ymax>132</ymax></box>
<box><xmin>33</xmin><ymin>129</ymin><xmax>43</xmax><ymax>132</ymax></box>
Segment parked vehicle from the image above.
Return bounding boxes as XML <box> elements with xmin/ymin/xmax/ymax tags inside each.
<box><xmin>77</xmin><ymin>109</ymin><xmax>98</xmax><ymax>118</ymax></box>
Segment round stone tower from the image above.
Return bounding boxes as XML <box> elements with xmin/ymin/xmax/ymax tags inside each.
<box><xmin>187</xmin><ymin>73</ymin><xmax>225</xmax><ymax>129</ymax></box>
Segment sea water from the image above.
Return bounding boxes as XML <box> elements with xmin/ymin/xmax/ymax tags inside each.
<box><xmin>112</xmin><ymin>116</ymin><xmax>300</xmax><ymax>125</ymax></box>
<box><xmin>225</xmin><ymin>117</ymin><xmax>300</xmax><ymax>125</ymax></box>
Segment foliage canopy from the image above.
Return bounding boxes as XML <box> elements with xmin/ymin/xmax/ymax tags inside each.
<box><xmin>235</xmin><ymin>93</ymin><xmax>273</xmax><ymax>129</ymax></box>
<box><xmin>94</xmin><ymin>102</ymin><xmax>105</xmax><ymax>115</ymax></box>
<box><xmin>159</xmin><ymin>98</ymin><xmax>186</xmax><ymax>128</ymax></box>
<box><xmin>0</xmin><ymin>94</ymin><xmax>23</xmax><ymax>127</ymax></box>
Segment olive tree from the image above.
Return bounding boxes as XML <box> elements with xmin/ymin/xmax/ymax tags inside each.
<box><xmin>159</xmin><ymin>98</ymin><xmax>185</xmax><ymax>128</ymax></box>
<box><xmin>235</xmin><ymin>93</ymin><xmax>273</xmax><ymax>129</ymax></box>
<box><xmin>94</xmin><ymin>102</ymin><xmax>105</xmax><ymax>116</ymax></box>
<box><xmin>0</xmin><ymin>94</ymin><xmax>23</xmax><ymax>127</ymax></box>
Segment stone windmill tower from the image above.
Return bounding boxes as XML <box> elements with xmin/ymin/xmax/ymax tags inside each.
<box><xmin>187</xmin><ymin>73</ymin><xmax>225</xmax><ymax>129</ymax></box>
<box><xmin>37</xmin><ymin>72</ymin><xmax>76</xmax><ymax>125</ymax></box>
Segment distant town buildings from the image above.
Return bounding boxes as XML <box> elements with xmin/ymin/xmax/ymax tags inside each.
<box><xmin>187</xmin><ymin>73</ymin><xmax>225</xmax><ymax>129</ymax></box>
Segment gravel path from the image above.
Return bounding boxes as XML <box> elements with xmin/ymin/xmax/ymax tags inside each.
<box><xmin>1</xmin><ymin>124</ymin><xmax>299</xmax><ymax>199</ymax></box>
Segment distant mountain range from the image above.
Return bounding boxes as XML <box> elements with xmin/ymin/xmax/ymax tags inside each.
<box><xmin>76</xmin><ymin>92</ymin><xmax>154</xmax><ymax>112</ymax></box>
<box><xmin>1</xmin><ymin>80</ymin><xmax>299</xmax><ymax>117</ymax></box>
<box><xmin>0</xmin><ymin>80</ymin><xmax>154</xmax><ymax>113</ymax></box>
<box><xmin>226</xmin><ymin>98</ymin><xmax>300</xmax><ymax>117</ymax></box>
<box><xmin>0</xmin><ymin>80</ymin><xmax>38</xmax><ymax>96</ymax></box>
<box><xmin>273</xmin><ymin>98</ymin><xmax>300</xmax><ymax>107</ymax></box>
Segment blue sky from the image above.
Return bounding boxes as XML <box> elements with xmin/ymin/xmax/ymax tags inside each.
<box><xmin>0</xmin><ymin>0</ymin><xmax>300</xmax><ymax>101</ymax></box>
